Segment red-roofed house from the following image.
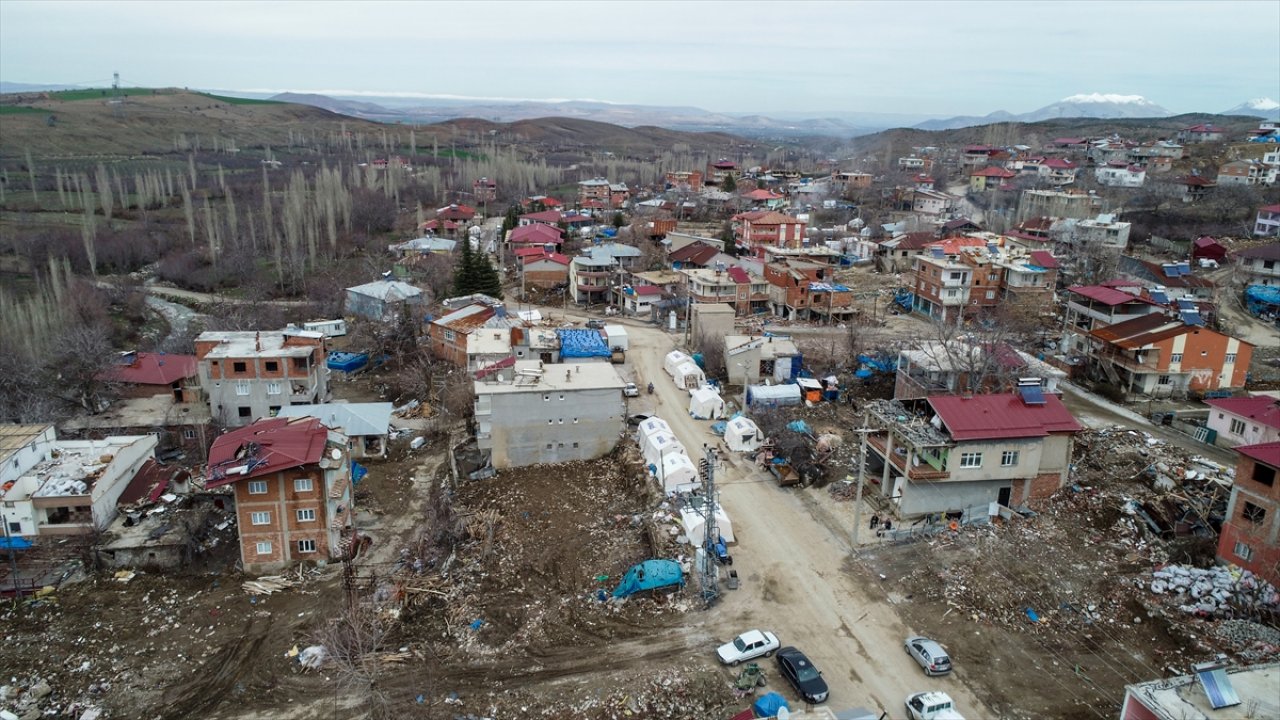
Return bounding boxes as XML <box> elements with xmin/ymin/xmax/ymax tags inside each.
<box><xmin>508</xmin><ymin>223</ymin><xmax>564</xmax><ymax>247</ymax></box>
<box><xmin>1191</xmin><ymin>236</ymin><xmax>1229</xmax><ymax>264</ymax></box>
<box><xmin>519</xmin><ymin>209</ymin><xmax>565</xmax><ymax>227</ymax></box>
<box><xmin>762</xmin><ymin>262</ymin><xmax>855</xmax><ymax>322</ymax></box>
<box><xmin>428</xmin><ymin>295</ymin><xmax>505</xmax><ymax>367</ymax></box>
<box><xmin>735</xmin><ymin>210</ymin><xmax>807</xmax><ymax>250</ymax></box>
<box><xmin>1216</xmin><ymin>441</ymin><xmax>1280</xmax><ymax>585</ymax></box>
<box><xmin>1177</xmin><ymin>174</ymin><xmax>1216</xmax><ymax>202</ymax></box>
<box><xmin>742</xmin><ymin>188</ymin><xmax>786</xmax><ymax>209</ymax></box>
<box><xmin>1087</xmin><ymin>314</ymin><xmax>1252</xmax><ymax>397</ymax></box>
<box><xmin>519</xmin><ymin>251</ymin><xmax>571</xmax><ymax>290</ymax></box>
<box><xmin>437</xmin><ymin>203</ymin><xmax>476</xmax><ymax>222</ymax></box>
<box><xmin>863</xmin><ymin>393</ymin><xmax>1082</xmax><ymax>519</ymax></box>
<box><xmin>1206</xmin><ymin>396</ymin><xmax>1280</xmax><ymax>447</ymax></box>
<box><xmin>969</xmin><ymin>166</ymin><xmax>1017</xmax><ymax>192</ymax></box>
<box><xmin>205</xmin><ymin>416</ymin><xmax>354</xmax><ymax>573</ymax></box>
<box><xmin>1178</xmin><ymin>124</ymin><xmax>1225</xmax><ymax>144</ymax></box>
<box><xmin>105</xmin><ymin>351</ymin><xmax>199</xmax><ymax>401</ymax></box>
<box><xmin>1062</xmin><ymin>285</ymin><xmax>1164</xmax><ymax>354</ymax></box>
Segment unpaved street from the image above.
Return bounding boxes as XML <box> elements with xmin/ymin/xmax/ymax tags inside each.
<box><xmin>621</xmin><ymin>318</ymin><xmax>993</xmax><ymax>717</ymax></box>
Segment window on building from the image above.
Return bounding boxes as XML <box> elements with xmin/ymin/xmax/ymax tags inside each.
<box><xmin>256</xmin><ymin>541</ymin><xmax>272</xmax><ymax>555</ymax></box>
<box><xmin>1157</xmin><ymin>375</ymin><xmax>1172</xmax><ymax>385</ymax></box>
<box><xmin>297</xmin><ymin>539</ymin><xmax>316</xmax><ymax>553</ymax></box>
<box><xmin>1230</xmin><ymin>418</ymin><xmax>1247</xmax><ymax>435</ymax></box>
<box><xmin>959</xmin><ymin>452</ymin><xmax>983</xmax><ymax>468</ymax></box>
<box><xmin>233</xmin><ymin>361</ymin><xmax>247</xmax><ymax>373</ymax></box>
<box><xmin>572</xmin><ymin>442</ymin><xmax>579</xmax><ymax>448</ymax></box>
<box><xmin>559</xmin><ymin>394</ymin><xmax>565</xmax><ymax>400</ymax></box>
<box><xmin>295</xmin><ymin>477</ymin><xmax>313</xmax><ymax>492</ymax></box>
<box><xmin>1253</xmin><ymin>464</ymin><xmax>1276</xmax><ymax>486</ymax></box>
<box><xmin>988</xmin><ymin>273</ymin><xmax>999</xmax><ymax>281</ymax></box>
<box><xmin>269</xmin><ymin>405</ymin><xmax>281</xmax><ymax>416</ymax></box>
<box><xmin>264</xmin><ymin>361</ymin><xmax>278</xmax><ymax>372</ymax></box>
<box><xmin>1234</xmin><ymin>541</ymin><xmax>1253</xmax><ymax>561</ymax></box>
<box><xmin>267</xmin><ymin>381</ymin><xmax>282</xmax><ymax>396</ymax></box>
<box><xmin>1170</xmin><ymin>353</ymin><xmax>1182</xmax><ymax>363</ymax></box>
<box><xmin>443</xmin><ymin>329</ymin><xmax>456</xmax><ymax>341</ymax></box>
<box><xmin>296</xmin><ymin>508</ymin><xmax>316</xmax><ymax>522</ymax></box>
<box><xmin>1225</xmin><ymin>353</ymin><xmax>1237</xmax><ymax>364</ymax></box>
<box><xmin>949</xmin><ymin>272</ymin><xmax>963</xmax><ymax>280</ymax></box>
<box><xmin>250</xmin><ymin>511</ymin><xmax>270</xmax><ymax>525</ymax></box>
<box><xmin>1242</xmin><ymin>502</ymin><xmax>1266</xmax><ymax>525</ymax></box>
<box><xmin>545</xmin><ymin>443</ymin><xmax>553</xmax><ymax>450</ymax></box>
<box><xmin>1001</xmin><ymin>451</ymin><xmax>1019</xmax><ymax>467</ymax></box>
<box><xmin>543</xmin><ymin>394</ymin><xmax>549</xmax><ymax>402</ymax></box>
<box><xmin>238</xmin><ymin>406</ymin><xmax>252</xmax><ymax>418</ymax></box>
<box><xmin>985</xmin><ymin>290</ymin><xmax>996</xmax><ymax>300</ymax></box>
<box><xmin>8</xmin><ymin>521</ymin><xmax>20</xmax><ymax>534</ymax></box>
<box><xmin>235</xmin><ymin>380</ymin><xmax>251</xmax><ymax>396</ymax></box>
<box><xmin>248</xmin><ymin>480</ymin><xmax>268</xmax><ymax>494</ymax></box>
<box><xmin>183</xmin><ymin>429</ymin><xmax>197</xmax><ymax>440</ymax></box>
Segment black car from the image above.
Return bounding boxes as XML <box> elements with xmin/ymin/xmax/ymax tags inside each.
<box><xmin>776</xmin><ymin>646</ymin><xmax>828</xmax><ymax>704</ymax></box>
<box><xmin>586</xmin><ymin>319</ymin><xmax>605</xmax><ymax>329</ymax></box>
<box><xmin>626</xmin><ymin>413</ymin><xmax>655</xmax><ymax>426</ymax></box>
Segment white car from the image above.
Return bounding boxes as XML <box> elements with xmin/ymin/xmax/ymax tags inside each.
<box><xmin>622</xmin><ymin>382</ymin><xmax>640</xmax><ymax>397</ymax></box>
<box><xmin>905</xmin><ymin>691</ymin><xmax>965</xmax><ymax>720</ymax></box>
<box><xmin>716</xmin><ymin>629</ymin><xmax>780</xmax><ymax>666</ymax></box>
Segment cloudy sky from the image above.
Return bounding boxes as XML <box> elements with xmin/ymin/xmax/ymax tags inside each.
<box><xmin>2</xmin><ymin>0</ymin><xmax>1277</xmax><ymax>116</ymax></box>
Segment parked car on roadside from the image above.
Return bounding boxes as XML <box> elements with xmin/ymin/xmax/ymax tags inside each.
<box><xmin>905</xmin><ymin>691</ymin><xmax>964</xmax><ymax>720</ymax></box>
<box><xmin>775</xmin><ymin>646</ymin><xmax>829</xmax><ymax>703</ymax></box>
<box><xmin>622</xmin><ymin>382</ymin><xmax>639</xmax><ymax>397</ymax></box>
<box><xmin>904</xmin><ymin>636</ymin><xmax>952</xmax><ymax>676</ymax></box>
<box><xmin>586</xmin><ymin>319</ymin><xmax>605</xmax><ymax>329</ymax></box>
<box><xmin>716</xmin><ymin>630</ymin><xmax>779</xmax><ymax>666</ymax></box>
<box><xmin>626</xmin><ymin>413</ymin><xmax>654</xmax><ymax>426</ymax></box>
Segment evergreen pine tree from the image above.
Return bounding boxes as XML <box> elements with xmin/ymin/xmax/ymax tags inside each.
<box><xmin>452</xmin><ymin>234</ymin><xmax>477</xmax><ymax>296</ymax></box>
<box><xmin>474</xmin><ymin>251</ymin><xmax>503</xmax><ymax>298</ymax></box>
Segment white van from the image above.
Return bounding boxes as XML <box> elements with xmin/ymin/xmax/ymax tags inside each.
<box><xmin>303</xmin><ymin>319</ymin><xmax>348</xmax><ymax>338</ymax></box>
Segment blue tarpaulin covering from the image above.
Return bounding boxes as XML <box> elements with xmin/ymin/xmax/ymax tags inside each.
<box><xmin>1245</xmin><ymin>284</ymin><xmax>1280</xmax><ymax>316</ymax></box>
<box><xmin>351</xmin><ymin>462</ymin><xmax>368</xmax><ymax>485</ymax></box>
<box><xmin>0</xmin><ymin>536</ymin><xmax>34</xmax><ymax>550</ymax></box>
<box><xmin>787</xmin><ymin>420</ymin><xmax>811</xmax><ymax>434</ymax></box>
<box><xmin>752</xmin><ymin>692</ymin><xmax>789</xmax><ymax>717</ymax></box>
<box><xmin>556</xmin><ymin>329</ymin><xmax>612</xmax><ymax>358</ymax></box>
<box><xmin>612</xmin><ymin>559</ymin><xmax>684</xmax><ymax>598</ymax></box>
<box><xmin>327</xmin><ymin>351</ymin><xmax>369</xmax><ymax>373</ymax></box>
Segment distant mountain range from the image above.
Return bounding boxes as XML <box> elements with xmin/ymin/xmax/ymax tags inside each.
<box><xmin>1220</xmin><ymin>98</ymin><xmax>1280</xmax><ymax>120</ymax></box>
<box><xmin>913</xmin><ymin>94</ymin><xmax>1176</xmax><ymax>131</ymax></box>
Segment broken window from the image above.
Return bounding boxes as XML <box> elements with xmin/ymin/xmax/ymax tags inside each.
<box><xmin>1252</xmin><ymin>464</ymin><xmax>1276</xmax><ymax>487</ymax></box>
<box><xmin>1242</xmin><ymin>502</ymin><xmax>1266</xmax><ymax>525</ymax></box>
<box><xmin>238</xmin><ymin>406</ymin><xmax>251</xmax><ymax>418</ymax></box>
<box><xmin>265</xmin><ymin>361</ymin><xmax>278</xmax><ymax>372</ymax></box>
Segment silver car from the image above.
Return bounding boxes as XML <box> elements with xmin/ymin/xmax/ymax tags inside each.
<box><xmin>905</xmin><ymin>636</ymin><xmax>952</xmax><ymax>676</ymax></box>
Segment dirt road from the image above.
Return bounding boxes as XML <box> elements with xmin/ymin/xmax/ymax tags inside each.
<box><xmin>622</xmin><ymin>319</ymin><xmax>992</xmax><ymax>717</ymax></box>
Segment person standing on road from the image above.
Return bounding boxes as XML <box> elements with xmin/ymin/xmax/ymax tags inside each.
<box><xmin>870</xmin><ymin>513</ymin><xmax>880</xmax><ymax>530</ymax></box>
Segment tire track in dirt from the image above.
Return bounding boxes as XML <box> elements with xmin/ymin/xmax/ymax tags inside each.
<box><xmin>161</xmin><ymin>620</ymin><xmax>269</xmax><ymax>720</ymax></box>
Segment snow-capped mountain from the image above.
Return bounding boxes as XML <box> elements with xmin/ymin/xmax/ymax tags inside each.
<box><xmin>1019</xmin><ymin>94</ymin><xmax>1171</xmax><ymax>121</ymax></box>
<box><xmin>1220</xmin><ymin>98</ymin><xmax>1280</xmax><ymax>120</ymax></box>
<box><xmin>915</xmin><ymin>93</ymin><xmax>1172</xmax><ymax>130</ymax></box>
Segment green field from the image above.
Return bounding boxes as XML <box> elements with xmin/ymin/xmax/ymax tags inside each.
<box><xmin>199</xmin><ymin>93</ymin><xmax>284</xmax><ymax>106</ymax></box>
<box><xmin>44</xmin><ymin>87</ymin><xmax>169</xmax><ymax>101</ymax></box>
<box><xmin>0</xmin><ymin>105</ymin><xmax>45</xmax><ymax>115</ymax></box>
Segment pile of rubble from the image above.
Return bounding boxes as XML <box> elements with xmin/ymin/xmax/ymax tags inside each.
<box><xmin>1149</xmin><ymin>564</ymin><xmax>1280</xmax><ymax>618</ymax></box>
<box><xmin>0</xmin><ymin>677</ymin><xmax>101</xmax><ymax>720</ymax></box>
<box><xmin>1212</xmin><ymin>620</ymin><xmax>1280</xmax><ymax>661</ymax></box>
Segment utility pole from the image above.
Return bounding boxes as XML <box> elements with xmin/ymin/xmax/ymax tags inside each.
<box><xmin>850</xmin><ymin>418</ymin><xmax>875</xmax><ymax>549</ymax></box>
<box><xmin>698</xmin><ymin>445</ymin><xmax>720</xmax><ymax>606</ymax></box>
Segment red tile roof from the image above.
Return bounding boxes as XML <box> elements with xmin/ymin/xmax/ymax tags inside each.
<box><xmin>743</xmin><ymin>188</ymin><xmax>783</xmax><ymax>201</ymax></box>
<box><xmin>513</xmin><ymin>246</ymin><xmax>551</xmax><ymax>258</ymax></box>
<box><xmin>928</xmin><ymin>393</ymin><xmax>1082</xmax><ymax>441</ymax></box>
<box><xmin>1088</xmin><ymin>313</ymin><xmax>1190</xmax><ymax>348</ymax></box>
<box><xmin>1029</xmin><ymin>250</ymin><xmax>1060</xmax><ymax>269</ymax></box>
<box><xmin>1067</xmin><ymin>285</ymin><xmax>1146</xmax><ymax>306</ymax></box>
<box><xmin>509</xmin><ymin>224</ymin><xmax>563</xmax><ymax>244</ymax></box>
<box><xmin>118</xmin><ymin>459</ymin><xmax>190</xmax><ymax>507</ymax></box>
<box><xmin>741</xmin><ymin>211</ymin><xmax>799</xmax><ymax>226</ymax></box>
<box><xmin>1205</xmin><ymin>396</ymin><xmax>1280</xmax><ymax>431</ymax></box>
<box><xmin>633</xmin><ymin>285</ymin><xmax>665</xmax><ymax>296</ymax></box>
<box><xmin>105</xmin><ymin>352</ymin><xmax>198</xmax><ymax>386</ymax></box>
<box><xmin>669</xmin><ymin>241</ymin><xmax>720</xmax><ymax>265</ymax></box>
<box><xmin>1237</xmin><ymin>242</ymin><xmax>1280</xmax><ymax>261</ymax></box>
<box><xmin>894</xmin><ymin>231</ymin><xmax>940</xmax><ymax>250</ymax></box>
<box><xmin>437</xmin><ymin>203</ymin><xmax>476</xmax><ymax>221</ymax></box>
<box><xmin>1193</xmin><ymin>236</ymin><xmax>1223</xmax><ymax>249</ymax></box>
<box><xmin>522</xmin><ymin>252</ymin><xmax>570</xmax><ymax>266</ymax></box>
<box><xmin>1042</xmin><ymin>158</ymin><xmax>1076</xmax><ymax>169</ymax></box>
<box><xmin>1237</xmin><ymin>441</ymin><xmax>1280</xmax><ymax>468</ymax></box>
<box><xmin>1259</xmin><ymin>204</ymin><xmax>1280</xmax><ymax>214</ymax></box>
<box><xmin>521</xmin><ymin>210</ymin><xmax>564</xmax><ymax>224</ymax></box>
<box><xmin>206</xmin><ymin>417</ymin><xmax>331</xmax><ymax>488</ymax></box>
<box><xmin>726</xmin><ymin>266</ymin><xmax>751</xmax><ymax>284</ymax></box>
<box><xmin>971</xmin><ymin>167</ymin><xmax>1017</xmax><ymax>178</ymax></box>
<box><xmin>1180</xmin><ymin>175</ymin><xmax>1216</xmax><ymax>187</ymax></box>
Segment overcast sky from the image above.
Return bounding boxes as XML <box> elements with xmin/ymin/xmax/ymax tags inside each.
<box><xmin>2</xmin><ymin>0</ymin><xmax>1277</xmax><ymax>116</ymax></box>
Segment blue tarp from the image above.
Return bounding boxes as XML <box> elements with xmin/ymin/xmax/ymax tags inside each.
<box><xmin>787</xmin><ymin>420</ymin><xmax>811</xmax><ymax>434</ymax></box>
<box><xmin>857</xmin><ymin>353</ymin><xmax>896</xmax><ymax>373</ymax></box>
<box><xmin>556</xmin><ymin>329</ymin><xmax>612</xmax><ymax>358</ymax></box>
<box><xmin>0</xmin><ymin>536</ymin><xmax>34</xmax><ymax>550</ymax></box>
<box><xmin>1245</xmin><ymin>284</ymin><xmax>1280</xmax><ymax>316</ymax></box>
<box><xmin>752</xmin><ymin>692</ymin><xmax>789</xmax><ymax>717</ymax></box>
<box><xmin>612</xmin><ymin>559</ymin><xmax>684</xmax><ymax>598</ymax></box>
<box><xmin>351</xmin><ymin>462</ymin><xmax>368</xmax><ymax>485</ymax></box>
<box><xmin>327</xmin><ymin>351</ymin><xmax>369</xmax><ymax>373</ymax></box>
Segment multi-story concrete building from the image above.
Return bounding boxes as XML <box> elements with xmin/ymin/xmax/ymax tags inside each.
<box><xmin>1205</xmin><ymin>395</ymin><xmax>1280</xmax><ymax>448</ymax></box>
<box><xmin>681</xmin><ymin>265</ymin><xmax>770</xmax><ymax>316</ymax></box>
<box><xmin>724</xmin><ymin>335</ymin><xmax>802</xmax><ymax>386</ymax></box>
<box><xmin>1094</xmin><ymin>162</ymin><xmax>1147</xmax><ymax>188</ymax></box>
<box><xmin>762</xmin><ymin>261</ymin><xmax>855</xmax><ymax>322</ymax></box>
<box><xmin>1073</xmin><ymin>213</ymin><xmax>1132</xmax><ymax>251</ymax></box>
<box><xmin>1255</xmin><ymin>205</ymin><xmax>1280</xmax><ymax>238</ymax></box>
<box><xmin>1015</xmin><ymin>189</ymin><xmax>1104</xmax><ymax>223</ymax></box>
<box><xmin>1216</xmin><ymin>442</ymin><xmax>1280</xmax><ymax>586</ymax></box>
<box><xmin>1</xmin><ymin>433</ymin><xmax>157</xmax><ymax>537</ymax></box>
<box><xmin>427</xmin><ymin>294</ymin><xmax>513</xmax><ymax>367</ymax></box>
<box><xmin>473</xmin><ymin>361</ymin><xmax>626</xmax><ymax>469</ymax></box>
<box><xmin>1237</xmin><ymin>242</ymin><xmax>1280</xmax><ymax>285</ymax></box>
<box><xmin>1061</xmin><ymin>285</ymin><xmax>1164</xmax><ymax>355</ymax></box>
<box><xmin>735</xmin><ymin>210</ymin><xmax>807</xmax><ymax>250</ymax></box>
<box><xmin>206</xmin><ymin>416</ymin><xmax>353</xmax><ymax>574</ymax></box>
<box><xmin>195</xmin><ymin>328</ymin><xmax>329</xmax><ymax>427</ymax></box>
<box><xmin>1087</xmin><ymin>313</ymin><xmax>1253</xmax><ymax>398</ymax></box>
<box><xmin>862</xmin><ymin>393</ymin><xmax>1081</xmax><ymax>520</ymax></box>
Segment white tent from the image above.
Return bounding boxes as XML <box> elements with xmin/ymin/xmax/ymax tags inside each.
<box><xmin>679</xmin><ymin>504</ymin><xmax>735</xmax><ymax>544</ymax></box>
<box><xmin>635</xmin><ymin>416</ymin><xmax>672</xmax><ymax>446</ymax></box>
<box><xmin>642</xmin><ymin>432</ymin><xmax>687</xmax><ymax>469</ymax></box>
<box><xmin>688</xmin><ymin>386</ymin><xmax>726</xmax><ymax>419</ymax></box>
<box><xmin>725</xmin><ymin>416</ymin><xmax>764</xmax><ymax>452</ymax></box>
<box><xmin>664</xmin><ymin>350</ymin><xmax>694</xmax><ymax>378</ymax></box>
<box><xmin>745</xmin><ymin>383</ymin><xmax>802</xmax><ymax>408</ymax></box>
<box><xmin>657</xmin><ymin>453</ymin><xmax>700</xmax><ymax>494</ymax></box>
<box><xmin>673</xmin><ymin>361</ymin><xmax>706</xmax><ymax>390</ymax></box>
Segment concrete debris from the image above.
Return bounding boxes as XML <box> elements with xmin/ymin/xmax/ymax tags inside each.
<box><xmin>1149</xmin><ymin>564</ymin><xmax>1280</xmax><ymax>618</ymax></box>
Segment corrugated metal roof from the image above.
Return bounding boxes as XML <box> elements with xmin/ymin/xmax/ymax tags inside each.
<box><xmin>928</xmin><ymin>393</ymin><xmax>1081</xmax><ymax>441</ymax></box>
<box><xmin>206</xmin><ymin>417</ymin><xmax>332</xmax><ymax>488</ymax></box>
<box><xmin>1237</xmin><ymin>441</ymin><xmax>1280</xmax><ymax>468</ymax></box>
<box><xmin>1205</xmin><ymin>397</ymin><xmax>1280</xmax><ymax>430</ymax></box>
<box><xmin>105</xmin><ymin>352</ymin><xmax>198</xmax><ymax>386</ymax></box>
